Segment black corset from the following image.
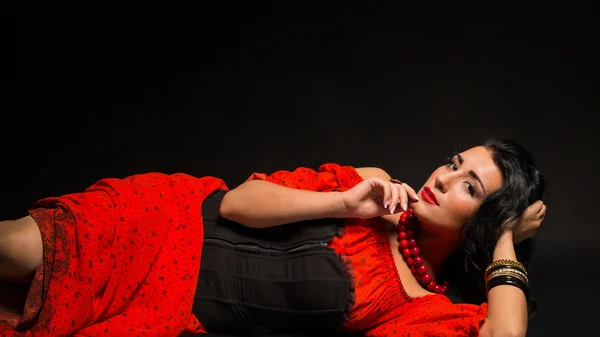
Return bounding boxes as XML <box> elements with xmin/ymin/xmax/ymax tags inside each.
<box><xmin>193</xmin><ymin>190</ymin><xmax>354</xmax><ymax>334</ymax></box>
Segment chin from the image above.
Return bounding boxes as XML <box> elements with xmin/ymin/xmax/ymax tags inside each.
<box><xmin>410</xmin><ymin>203</ymin><xmax>446</xmax><ymax>235</ymax></box>
<box><xmin>410</xmin><ymin>201</ymin><xmax>426</xmax><ymax>216</ymax></box>
<box><xmin>410</xmin><ymin>202</ymin><xmax>430</xmax><ymax>226</ymax></box>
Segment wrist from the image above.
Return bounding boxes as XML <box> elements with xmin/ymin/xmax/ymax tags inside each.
<box><xmin>499</xmin><ymin>229</ymin><xmax>514</xmax><ymax>244</ymax></box>
<box><xmin>493</xmin><ymin>231</ymin><xmax>517</xmax><ymax>261</ymax></box>
<box><xmin>331</xmin><ymin>191</ymin><xmax>351</xmax><ymax>218</ymax></box>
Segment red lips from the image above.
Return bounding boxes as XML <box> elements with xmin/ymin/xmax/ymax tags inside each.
<box><xmin>422</xmin><ymin>186</ymin><xmax>439</xmax><ymax>206</ymax></box>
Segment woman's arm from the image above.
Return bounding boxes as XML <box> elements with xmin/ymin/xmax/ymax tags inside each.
<box><xmin>220</xmin><ymin>166</ymin><xmax>409</xmax><ymax>228</ymax></box>
<box><xmin>479</xmin><ymin>231</ymin><xmax>528</xmax><ymax>337</ymax></box>
<box><xmin>220</xmin><ymin>180</ymin><xmax>348</xmax><ymax>228</ymax></box>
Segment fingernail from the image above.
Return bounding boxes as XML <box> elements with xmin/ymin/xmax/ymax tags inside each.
<box><xmin>390</xmin><ymin>205</ymin><xmax>396</xmax><ymax>214</ymax></box>
<box><xmin>403</xmin><ymin>203</ymin><xmax>407</xmax><ymax>211</ymax></box>
<box><xmin>384</xmin><ymin>201</ymin><xmax>389</xmax><ymax>209</ymax></box>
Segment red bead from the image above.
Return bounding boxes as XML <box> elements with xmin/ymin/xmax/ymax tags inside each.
<box><xmin>411</xmin><ymin>246</ymin><xmax>420</xmax><ymax>256</ymax></box>
<box><xmin>413</xmin><ymin>256</ymin><xmax>423</xmax><ymax>266</ymax></box>
<box><xmin>421</xmin><ymin>274</ymin><xmax>432</xmax><ymax>284</ymax></box>
<box><xmin>396</xmin><ymin>211</ymin><xmax>451</xmax><ymax>294</ymax></box>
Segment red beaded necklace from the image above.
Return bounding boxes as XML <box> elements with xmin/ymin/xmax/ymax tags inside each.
<box><xmin>397</xmin><ymin>208</ymin><xmax>449</xmax><ymax>294</ymax></box>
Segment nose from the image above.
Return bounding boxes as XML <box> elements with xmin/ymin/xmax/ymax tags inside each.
<box><xmin>435</xmin><ymin>171</ymin><xmax>455</xmax><ymax>193</ymax></box>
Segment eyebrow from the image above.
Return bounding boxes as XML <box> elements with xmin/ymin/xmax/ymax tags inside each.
<box><xmin>456</xmin><ymin>154</ymin><xmax>486</xmax><ymax>194</ymax></box>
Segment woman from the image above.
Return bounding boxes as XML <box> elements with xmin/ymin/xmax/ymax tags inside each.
<box><xmin>0</xmin><ymin>137</ymin><xmax>546</xmax><ymax>337</ymax></box>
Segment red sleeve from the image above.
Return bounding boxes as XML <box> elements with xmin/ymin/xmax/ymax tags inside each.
<box><xmin>366</xmin><ymin>295</ymin><xmax>488</xmax><ymax>337</ymax></box>
<box><xmin>245</xmin><ymin>163</ymin><xmax>363</xmax><ymax>192</ymax></box>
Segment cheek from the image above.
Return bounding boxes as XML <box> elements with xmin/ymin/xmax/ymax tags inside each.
<box><xmin>447</xmin><ymin>194</ymin><xmax>476</xmax><ymax>223</ymax></box>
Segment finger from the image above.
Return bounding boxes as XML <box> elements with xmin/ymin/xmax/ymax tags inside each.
<box><xmin>397</xmin><ymin>184</ymin><xmax>408</xmax><ymax>212</ymax></box>
<box><xmin>537</xmin><ymin>204</ymin><xmax>547</xmax><ymax>219</ymax></box>
<box><xmin>537</xmin><ymin>203</ymin><xmax>546</xmax><ymax>214</ymax></box>
<box><xmin>389</xmin><ymin>182</ymin><xmax>400</xmax><ymax>214</ymax></box>
<box><xmin>402</xmin><ymin>183</ymin><xmax>420</xmax><ymax>202</ymax></box>
<box><xmin>531</xmin><ymin>200</ymin><xmax>544</xmax><ymax>213</ymax></box>
<box><xmin>378</xmin><ymin>178</ymin><xmax>392</xmax><ymax>209</ymax></box>
<box><xmin>524</xmin><ymin>200</ymin><xmax>543</xmax><ymax>218</ymax></box>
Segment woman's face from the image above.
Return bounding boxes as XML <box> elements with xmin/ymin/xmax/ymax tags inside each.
<box><xmin>411</xmin><ymin>146</ymin><xmax>503</xmax><ymax>237</ymax></box>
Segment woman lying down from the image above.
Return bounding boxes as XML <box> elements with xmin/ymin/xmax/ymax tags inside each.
<box><xmin>0</xmin><ymin>138</ymin><xmax>546</xmax><ymax>337</ymax></box>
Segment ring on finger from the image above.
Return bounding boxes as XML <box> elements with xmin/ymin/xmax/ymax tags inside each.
<box><xmin>390</xmin><ymin>178</ymin><xmax>403</xmax><ymax>185</ymax></box>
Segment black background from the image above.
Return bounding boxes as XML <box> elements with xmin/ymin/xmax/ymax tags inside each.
<box><xmin>7</xmin><ymin>3</ymin><xmax>598</xmax><ymax>336</ymax></box>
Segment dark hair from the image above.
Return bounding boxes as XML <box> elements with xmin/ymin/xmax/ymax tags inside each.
<box><xmin>440</xmin><ymin>137</ymin><xmax>546</xmax><ymax>319</ymax></box>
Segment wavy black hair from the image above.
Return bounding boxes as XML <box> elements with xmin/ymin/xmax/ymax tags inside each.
<box><xmin>440</xmin><ymin>137</ymin><xmax>547</xmax><ymax>319</ymax></box>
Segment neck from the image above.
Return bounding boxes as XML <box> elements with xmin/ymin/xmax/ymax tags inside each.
<box><xmin>416</xmin><ymin>227</ymin><xmax>460</xmax><ymax>281</ymax></box>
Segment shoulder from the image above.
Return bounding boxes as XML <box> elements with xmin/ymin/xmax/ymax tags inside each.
<box><xmin>354</xmin><ymin>167</ymin><xmax>392</xmax><ymax>180</ymax></box>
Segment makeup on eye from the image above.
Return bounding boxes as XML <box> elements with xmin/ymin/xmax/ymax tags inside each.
<box><xmin>446</xmin><ymin>155</ymin><xmax>483</xmax><ymax>197</ymax></box>
<box><xmin>465</xmin><ymin>182</ymin><xmax>476</xmax><ymax>196</ymax></box>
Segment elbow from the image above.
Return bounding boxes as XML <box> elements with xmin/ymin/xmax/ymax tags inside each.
<box><xmin>219</xmin><ymin>190</ymin><xmax>259</xmax><ymax>228</ymax></box>
<box><xmin>219</xmin><ymin>191</ymin><xmax>238</xmax><ymax>221</ymax></box>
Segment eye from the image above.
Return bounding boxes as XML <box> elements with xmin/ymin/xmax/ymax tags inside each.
<box><xmin>465</xmin><ymin>182</ymin><xmax>476</xmax><ymax>196</ymax></box>
<box><xmin>447</xmin><ymin>159</ymin><xmax>458</xmax><ymax>171</ymax></box>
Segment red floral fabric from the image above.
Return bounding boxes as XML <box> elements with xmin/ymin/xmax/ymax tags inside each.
<box><xmin>246</xmin><ymin>163</ymin><xmax>489</xmax><ymax>337</ymax></box>
<box><xmin>0</xmin><ymin>173</ymin><xmax>225</xmax><ymax>337</ymax></box>
<box><xmin>1</xmin><ymin>164</ymin><xmax>488</xmax><ymax>337</ymax></box>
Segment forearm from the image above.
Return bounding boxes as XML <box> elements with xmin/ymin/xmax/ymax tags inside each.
<box><xmin>219</xmin><ymin>180</ymin><xmax>348</xmax><ymax>228</ymax></box>
<box><xmin>481</xmin><ymin>232</ymin><xmax>528</xmax><ymax>337</ymax></box>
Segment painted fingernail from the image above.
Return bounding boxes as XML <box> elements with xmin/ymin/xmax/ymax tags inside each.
<box><xmin>390</xmin><ymin>205</ymin><xmax>396</xmax><ymax>214</ymax></box>
<box><xmin>403</xmin><ymin>203</ymin><xmax>407</xmax><ymax>211</ymax></box>
<box><xmin>384</xmin><ymin>201</ymin><xmax>389</xmax><ymax>209</ymax></box>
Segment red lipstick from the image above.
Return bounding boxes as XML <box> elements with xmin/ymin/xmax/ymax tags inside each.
<box><xmin>422</xmin><ymin>187</ymin><xmax>439</xmax><ymax>206</ymax></box>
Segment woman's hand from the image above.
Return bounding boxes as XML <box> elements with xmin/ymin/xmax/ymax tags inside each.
<box><xmin>511</xmin><ymin>200</ymin><xmax>547</xmax><ymax>243</ymax></box>
<box><xmin>341</xmin><ymin>177</ymin><xmax>419</xmax><ymax>219</ymax></box>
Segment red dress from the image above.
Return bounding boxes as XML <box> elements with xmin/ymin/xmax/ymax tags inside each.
<box><xmin>0</xmin><ymin>173</ymin><xmax>226</xmax><ymax>337</ymax></box>
<box><xmin>245</xmin><ymin>164</ymin><xmax>488</xmax><ymax>337</ymax></box>
<box><xmin>0</xmin><ymin>164</ymin><xmax>487</xmax><ymax>337</ymax></box>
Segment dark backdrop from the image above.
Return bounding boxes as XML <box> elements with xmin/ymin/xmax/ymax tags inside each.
<box><xmin>7</xmin><ymin>3</ymin><xmax>598</xmax><ymax>336</ymax></box>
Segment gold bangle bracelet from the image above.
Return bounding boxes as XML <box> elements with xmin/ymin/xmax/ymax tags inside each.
<box><xmin>485</xmin><ymin>264</ymin><xmax>528</xmax><ymax>281</ymax></box>
<box><xmin>486</xmin><ymin>267</ymin><xmax>529</xmax><ymax>283</ymax></box>
<box><xmin>485</xmin><ymin>259</ymin><xmax>526</xmax><ymax>273</ymax></box>
<box><xmin>485</xmin><ymin>259</ymin><xmax>527</xmax><ymax>278</ymax></box>
<box><xmin>486</xmin><ymin>271</ymin><xmax>529</xmax><ymax>287</ymax></box>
